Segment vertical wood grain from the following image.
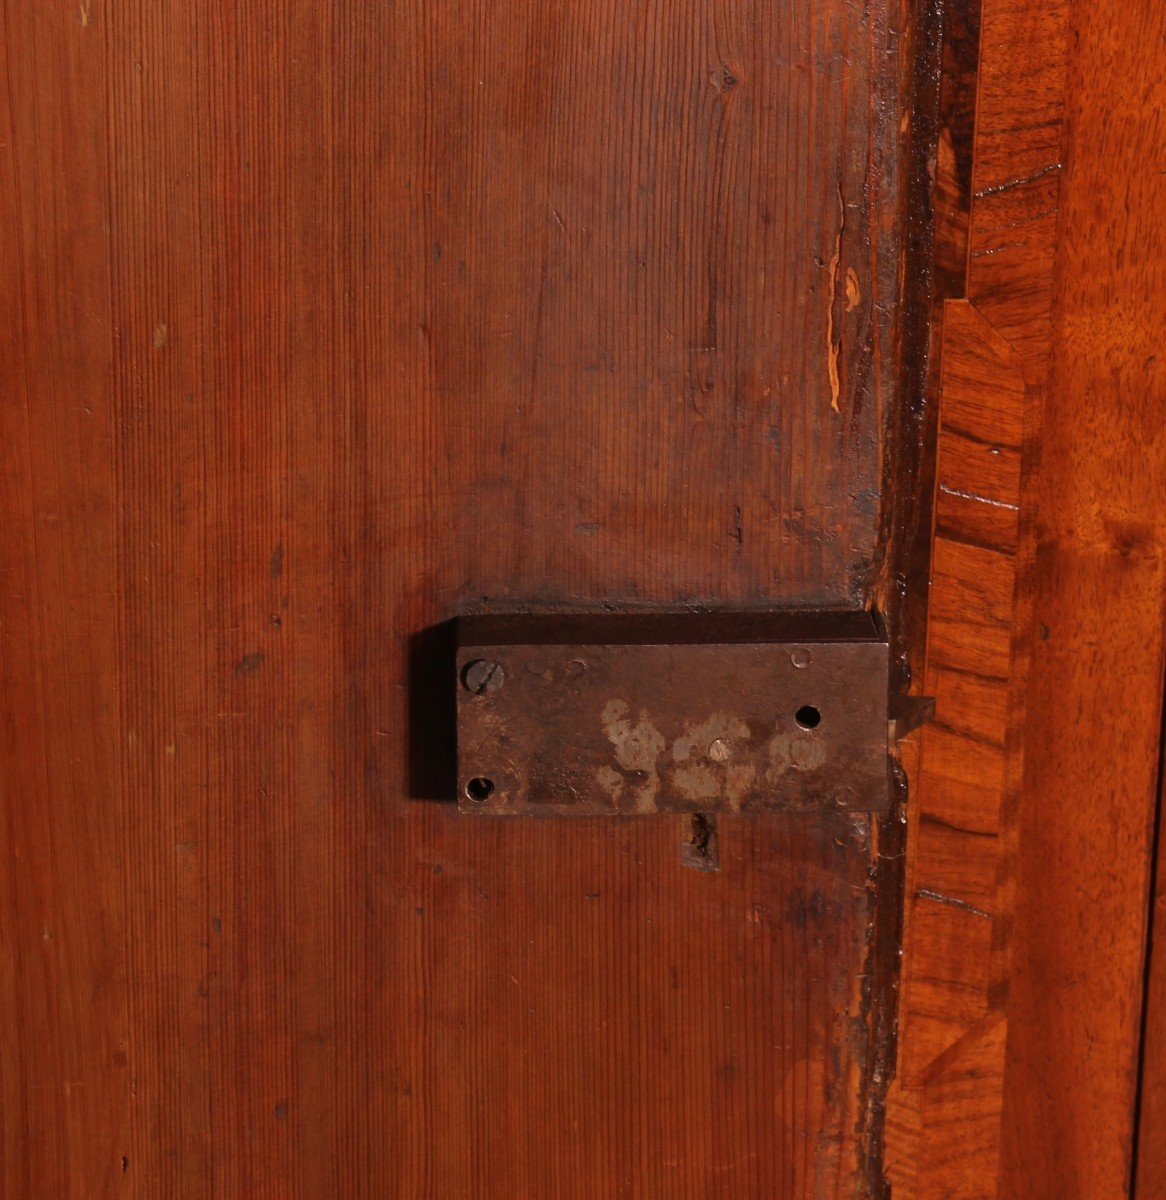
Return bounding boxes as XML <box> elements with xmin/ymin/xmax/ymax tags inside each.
<box><xmin>0</xmin><ymin>3</ymin><xmax>127</xmax><ymax>1196</ymax></box>
<box><xmin>0</xmin><ymin>1</ymin><xmax>910</xmax><ymax>1197</ymax></box>
<box><xmin>885</xmin><ymin>0</ymin><xmax>1071</xmax><ymax>1192</ymax></box>
<box><xmin>891</xmin><ymin>0</ymin><xmax>1166</xmax><ymax>1195</ymax></box>
<box><xmin>997</xmin><ymin>1</ymin><xmax>1166</xmax><ymax>1192</ymax></box>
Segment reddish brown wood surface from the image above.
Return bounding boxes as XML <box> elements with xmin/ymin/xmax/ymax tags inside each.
<box><xmin>886</xmin><ymin>0</ymin><xmax>1069</xmax><ymax>1191</ymax></box>
<box><xmin>998</xmin><ymin>0</ymin><xmax>1166</xmax><ymax>1191</ymax></box>
<box><xmin>0</xmin><ymin>3</ymin><xmax>912</xmax><ymax>1196</ymax></box>
<box><xmin>888</xmin><ymin>0</ymin><xmax>1166</xmax><ymax>1196</ymax></box>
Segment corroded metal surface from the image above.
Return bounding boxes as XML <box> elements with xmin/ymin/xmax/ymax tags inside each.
<box><xmin>456</xmin><ymin>612</ymin><xmax>890</xmax><ymax>815</ymax></box>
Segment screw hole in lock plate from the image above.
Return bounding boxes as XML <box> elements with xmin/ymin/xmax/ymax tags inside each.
<box><xmin>795</xmin><ymin>704</ymin><xmax>822</xmax><ymax>729</ymax></box>
<box><xmin>465</xmin><ymin>776</ymin><xmax>495</xmax><ymax>803</ymax></box>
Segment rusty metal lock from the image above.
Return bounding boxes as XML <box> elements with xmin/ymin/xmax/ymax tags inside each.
<box><xmin>454</xmin><ymin>611</ymin><xmax>921</xmax><ymax>817</ymax></box>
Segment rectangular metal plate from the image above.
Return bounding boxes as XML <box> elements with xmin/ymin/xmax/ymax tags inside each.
<box><xmin>455</xmin><ymin>612</ymin><xmax>890</xmax><ymax>815</ymax></box>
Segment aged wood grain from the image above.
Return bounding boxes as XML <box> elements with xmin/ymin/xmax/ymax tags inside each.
<box><xmin>0</xmin><ymin>3</ymin><xmax>126</xmax><ymax>1196</ymax></box>
<box><xmin>886</xmin><ymin>0</ymin><xmax>1070</xmax><ymax>1194</ymax></box>
<box><xmin>0</xmin><ymin>1</ymin><xmax>912</xmax><ymax>1196</ymax></box>
<box><xmin>897</xmin><ymin>0</ymin><xmax>980</xmax><ymax>666</ymax></box>
<box><xmin>887</xmin><ymin>302</ymin><xmax>1022</xmax><ymax>1200</ymax></box>
<box><xmin>997</xmin><ymin>0</ymin><xmax>1166</xmax><ymax>1193</ymax></box>
<box><xmin>890</xmin><ymin>0</ymin><xmax>1166</xmax><ymax>1196</ymax></box>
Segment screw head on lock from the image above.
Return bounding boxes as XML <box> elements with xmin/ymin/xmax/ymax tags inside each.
<box><xmin>461</xmin><ymin>659</ymin><xmax>505</xmax><ymax>696</ymax></box>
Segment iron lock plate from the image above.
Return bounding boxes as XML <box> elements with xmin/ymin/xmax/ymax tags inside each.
<box><xmin>455</xmin><ymin>611</ymin><xmax>893</xmax><ymax>816</ymax></box>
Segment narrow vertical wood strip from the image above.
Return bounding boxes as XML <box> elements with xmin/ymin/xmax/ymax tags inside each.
<box><xmin>886</xmin><ymin>0</ymin><xmax>1072</xmax><ymax>1194</ymax></box>
<box><xmin>998</xmin><ymin>1</ymin><xmax>1166</xmax><ymax>1192</ymax></box>
<box><xmin>1136</xmin><ymin>746</ymin><xmax>1166</xmax><ymax>1199</ymax></box>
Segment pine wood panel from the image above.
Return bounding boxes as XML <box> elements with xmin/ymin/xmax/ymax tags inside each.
<box><xmin>0</xmin><ymin>2</ymin><xmax>911</xmax><ymax>1196</ymax></box>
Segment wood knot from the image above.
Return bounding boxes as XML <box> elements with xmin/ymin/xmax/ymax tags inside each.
<box><xmin>710</xmin><ymin>65</ymin><xmax>739</xmax><ymax>93</ymax></box>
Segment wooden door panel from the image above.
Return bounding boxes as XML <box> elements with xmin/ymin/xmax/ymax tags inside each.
<box><xmin>1</xmin><ymin>2</ymin><xmax>911</xmax><ymax>1197</ymax></box>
